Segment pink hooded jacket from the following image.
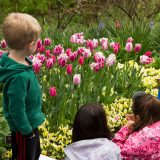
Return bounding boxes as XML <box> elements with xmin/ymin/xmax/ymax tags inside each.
<box><xmin>112</xmin><ymin>121</ymin><xmax>160</xmax><ymax>160</ymax></box>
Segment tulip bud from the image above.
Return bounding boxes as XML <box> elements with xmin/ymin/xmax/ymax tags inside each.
<box><xmin>66</xmin><ymin>64</ymin><xmax>72</xmax><ymax>75</ymax></box>
<box><xmin>49</xmin><ymin>87</ymin><xmax>57</xmax><ymax>97</ymax></box>
<box><xmin>78</xmin><ymin>56</ymin><xmax>84</xmax><ymax>65</ymax></box>
<box><xmin>134</xmin><ymin>44</ymin><xmax>141</xmax><ymax>53</ymax></box>
<box><xmin>0</xmin><ymin>39</ymin><xmax>7</xmax><ymax>48</ymax></box>
<box><xmin>125</xmin><ymin>42</ymin><xmax>133</xmax><ymax>52</ymax></box>
<box><xmin>44</xmin><ymin>38</ymin><xmax>52</xmax><ymax>46</ymax></box>
<box><xmin>73</xmin><ymin>74</ymin><xmax>81</xmax><ymax>85</ymax></box>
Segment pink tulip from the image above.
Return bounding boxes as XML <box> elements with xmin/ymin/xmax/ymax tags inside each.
<box><xmin>100</xmin><ymin>38</ymin><xmax>108</xmax><ymax>44</ymax></box>
<box><xmin>134</xmin><ymin>44</ymin><xmax>142</xmax><ymax>53</ymax></box>
<box><xmin>36</xmin><ymin>39</ymin><xmax>42</xmax><ymax>48</ymax></box>
<box><xmin>125</xmin><ymin>42</ymin><xmax>133</xmax><ymax>52</ymax></box>
<box><xmin>101</xmin><ymin>42</ymin><xmax>108</xmax><ymax>50</ymax></box>
<box><xmin>0</xmin><ymin>39</ymin><xmax>7</xmax><ymax>48</ymax></box>
<box><xmin>69</xmin><ymin>51</ymin><xmax>77</xmax><ymax>61</ymax></box>
<box><xmin>49</xmin><ymin>87</ymin><xmax>57</xmax><ymax>97</ymax></box>
<box><xmin>110</xmin><ymin>42</ymin><xmax>120</xmax><ymax>54</ymax></box>
<box><xmin>53</xmin><ymin>44</ymin><xmax>64</xmax><ymax>55</ymax></box>
<box><xmin>140</xmin><ymin>55</ymin><xmax>153</xmax><ymax>64</ymax></box>
<box><xmin>94</xmin><ymin>52</ymin><xmax>105</xmax><ymax>63</ymax></box>
<box><xmin>66</xmin><ymin>48</ymin><xmax>72</xmax><ymax>57</ymax></box>
<box><xmin>45</xmin><ymin>50</ymin><xmax>51</xmax><ymax>57</ymax></box>
<box><xmin>33</xmin><ymin>63</ymin><xmax>42</xmax><ymax>74</ymax></box>
<box><xmin>32</xmin><ymin>56</ymin><xmax>42</xmax><ymax>65</ymax></box>
<box><xmin>110</xmin><ymin>42</ymin><xmax>115</xmax><ymax>48</ymax></box>
<box><xmin>46</xmin><ymin>58</ymin><xmax>54</xmax><ymax>68</ymax></box>
<box><xmin>77</xmin><ymin>39</ymin><xmax>85</xmax><ymax>45</ymax></box>
<box><xmin>144</xmin><ymin>51</ymin><xmax>152</xmax><ymax>57</ymax></box>
<box><xmin>127</xmin><ymin>37</ymin><xmax>133</xmax><ymax>43</ymax></box>
<box><xmin>78</xmin><ymin>56</ymin><xmax>84</xmax><ymax>65</ymax></box>
<box><xmin>44</xmin><ymin>38</ymin><xmax>52</xmax><ymax>46</ymax></box>
<box><xmin>77</xmin><ymin>47</ymin><xmax>85</xmax><ymax>55</ymax></box>
<box><xmin>90</xmin><ymin>62</ymin><xmax>102</xmax><ymax>72</ymax></box>
<box><xmin>73</xmin><ymin>74</ymin><xmax>81</xmax><ymax>85</ymax></box>
<box><xmin>36</xmin><ymin>53</ymin><xmax>46</xmax><ymax>64</ymax></box>
<box><xmin>66</xmin><ymin>64</ymin><xmax>72</xmax><ymax>75</ymax></box>
<box><xmin>106</xmin><ymin>54</ymin><xmax>116</xmax><ymax>66</ymax></box>
<box><xmin>36</xmin><ymin>53</ymin><xmax>42</xmax><ymax>60</ymax></box>
<box><xmin>82</xmin><ymin>48</ymin><xmax>91</xmax><ymax>58</ymax></box>
<box><xmin>86</xmin><ymin>40</ymin><xmax>94</xmax><ymax>52</ymax></box>
<box><xmin>51</xmin><ymin>55</ymin><xmax>56</xmax><ymax>64</ymax></box>
<box><xmin>57</xmin><ymin>53</ymin><xmax>68</xmax><ymax>67</ymax></box>
<box><xmin>32</xmin><ymin>56</ymin><xmax>42</xmax><ymax>73</ymax></box>
<box><xmin>70</xmin><ymin>34</ymin><xmax>77</xmax><ymax>43</ymax></box>
<box><xmin>92</xmin><ymin>39</ymin><xmax>98</xmax><ymax>48</ymax></box>
<box><xmin>70</xmin><ymin>33</ymin><xmax>85</xmax><ymax>45</ymax></box>
<box><xmin>86</xmin><ymin>39</ymin><xmax>98</xmax><ymax>52</ymax></box>
<box><xmin>39</xmin><ymin>45</ymin><xmax>45</xmax><ymax>53</ymax></box>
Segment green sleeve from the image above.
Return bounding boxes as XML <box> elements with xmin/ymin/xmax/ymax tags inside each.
<box><xmin>7</xmin><ymin>74</ymin><xmax>32</xmax><ymax>135</ymax></box>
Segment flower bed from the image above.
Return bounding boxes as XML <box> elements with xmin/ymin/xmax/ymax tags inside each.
<box><xmin>0</xmin><ymin>33</ymin><xmax>159</xmax><ymax>159</ymax></box>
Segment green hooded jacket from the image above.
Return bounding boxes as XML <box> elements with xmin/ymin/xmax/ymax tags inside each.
<box><xmin>0</xmin><ymin>53</ymin><xmax>45</xmax><ymax>135</ymax></box>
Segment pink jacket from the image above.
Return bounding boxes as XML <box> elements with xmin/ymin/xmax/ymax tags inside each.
<box><xmin>112</xmin><ymin>121</ymin><xmax>160</xmax><ymax>160</ymax></box>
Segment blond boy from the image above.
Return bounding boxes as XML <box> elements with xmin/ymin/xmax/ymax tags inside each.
<box><xmin>0</xmin><ymin>13</ymin><xmax>45</xmax><ymax>160</ymax></box>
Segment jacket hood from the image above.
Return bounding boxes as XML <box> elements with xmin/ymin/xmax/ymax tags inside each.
<box><xmin>64</xmin><ymin>138</ymin><xmax>121</xmax><ymax>160</ymax></box>
<box><xmin>0</xmin><ymin>53</ymin><xmax>32</xmax><ymax>83</ymax></box>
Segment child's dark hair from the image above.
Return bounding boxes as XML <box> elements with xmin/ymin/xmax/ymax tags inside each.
<box><xmin>132</xmin><ymin>92</ymin><xmax>160</xmax><ymax>132</ymax></box>
<box><xmin>72</xmin><ymin>103</ymin><xmax>111</xmax><ymax>142</ymax></box>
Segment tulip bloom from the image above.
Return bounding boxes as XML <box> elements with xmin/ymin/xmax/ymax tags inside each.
<box><xmin>77</xmin><ymin>47</ymin><xmax>85</xmax><ymax>55</ymax></box>
<box><xmin>127</xmin><ymin>37</ymin><xmax>133</xmax><ymax>43</ymax></box>
<box><xmin>134</xmin><ymin>44</ymin><xmax>142</xmax><ymax>53</ymax></box>
<box><xmin>36</xmin><ymin>39</ymin><xmax>42</xmax><ymax>48</ymax></box>
<box><xmin>86</xmin><ymin>39</ymin><xmax>98</xmax><ymax>52</ymax></box>
<box><xmin>100</xmin><ymin>38</ymin><xmax>108</xmax><ymax>44</ymax></box>
<box><xmin>102</xmin><ymin>42</ymin><xmax>108</xmax><ymax>50</ymax></box>
<box><xmin>44</xmin><ymin>38</ymin><xmax>52</xmax><ymax>46</ymax></box>
<box><xmin>140</xmin><ymin>55</ymin><xmax>153</xmax><ymax>64</ymax></box>
<box><xmin>125</xmin><ymin>42</ymin><xmax>133</xmax><ymax>52</ymax></box>
<box><xmin>49</xmin><ymin>87</ymin><xmax>57</xmax><ymax>97</ymax></box>
<box><xmin>78</xmin><ymin>56</ymin><xmax>84</xmax><ymax>65</ymax></box>
<box><xmin>94</xmin><ymin>52</ymin><xmax>105</xmax><ymax>63</ymax></box>
<box><xmin>69</xmin><ymin>52</ymin><xmax>77</xmax><ymax>62</ymax></box>
<box><xmin>66</xmin><ymin>48</ymin><xmax>72</xmax><ymax>57</ymax></box>
<box><xmin>66</xmin><ymin>64</ymin><xmax>72</xmax><ymax>75</ymax></box>
<box><xmin>144</xmin><ymin>51</ymin><xmax>152</xmax><ymax>57</ymax></box>
<box><xmin>70</xmin><ymin>33</ymin><xmax>85</xmax><ymax>45</ymax></box>
<box><xmin>32</xmin><ymin>56</ymin><xmax>42</xmax><ymax>73</ymax></box>
<box><xmin>39</xmin><ymin>45</ymin><xmax>45</xmax><ymax>53</ymax></box>
<box><xmin>82</xmin><ymin>48</ymin><xmax>91</xmax><ymax>58</ymax></box>
<box><xmin>45</xmin><ymin>50</ymin><xmax>51</xmax><ymax>57</ymax></box>
<box><xmin>33</xmin><ymin>63</ymin><xmax>42</xmax><ymax>74</ymax></box>
<box><xmin>0</xmin><ymin>39</ymin><xmax>7</xmax><ymax>48</ymax></box>
<box><xmin>57</xmin><ymin>53</ymin><xmax>68</xmax><ymax>67</ymax></box>
<box><xmin>106</xmin><ymin>54</ymin><xmax>116</xmax><ymax>66</ymax></box>
<box><xmin>53</xmin><ymin>44</ymin><xmax>64</xmax><ymax>55</ymax></box>
<box><xmin>46</xmin><ymin>58</ymin><xmax>54</xmax><ymax>69</ymax></box>
<box><xmin>73</xmin><ymin>74</ymin><xmax>81</xmax><ymax>85</ymax></box>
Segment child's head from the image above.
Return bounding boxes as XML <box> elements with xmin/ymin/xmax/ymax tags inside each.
<box><xmin>72</xmin><ymin>103</ymin><xmax>111</xmax><ymax>142</ymax></box>
<box><xmin>2</xmin><ymin>13</ymin><xmax>41</xmax><ymax>51</ymax></box>
<box><xmin>132</xmin><ymin>91</ymin><xmax>160</xmax><ymax>131</ymax></box>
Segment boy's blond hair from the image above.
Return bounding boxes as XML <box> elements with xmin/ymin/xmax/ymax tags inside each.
<box><xmin>2</xmin><ymin>13</ymin><xmax>41</xmax><ymax>50</ymax></box>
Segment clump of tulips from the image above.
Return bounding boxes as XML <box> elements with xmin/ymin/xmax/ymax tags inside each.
<box><xmin>0</xmin><ymin>34</ymin><xmax>154</xmax><ymax>128</ymax></box>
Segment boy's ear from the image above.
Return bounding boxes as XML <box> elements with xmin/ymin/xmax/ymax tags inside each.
<box><xmin>28</xmin><ymin>41</ymin><xmax>35</xmax><ymax>50</ymax></box>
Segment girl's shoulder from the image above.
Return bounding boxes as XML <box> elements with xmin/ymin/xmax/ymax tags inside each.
<box><xmin>131</xmin><ymin>121</ymin><xmax>160</xmax><ymax>139</ymax></box>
